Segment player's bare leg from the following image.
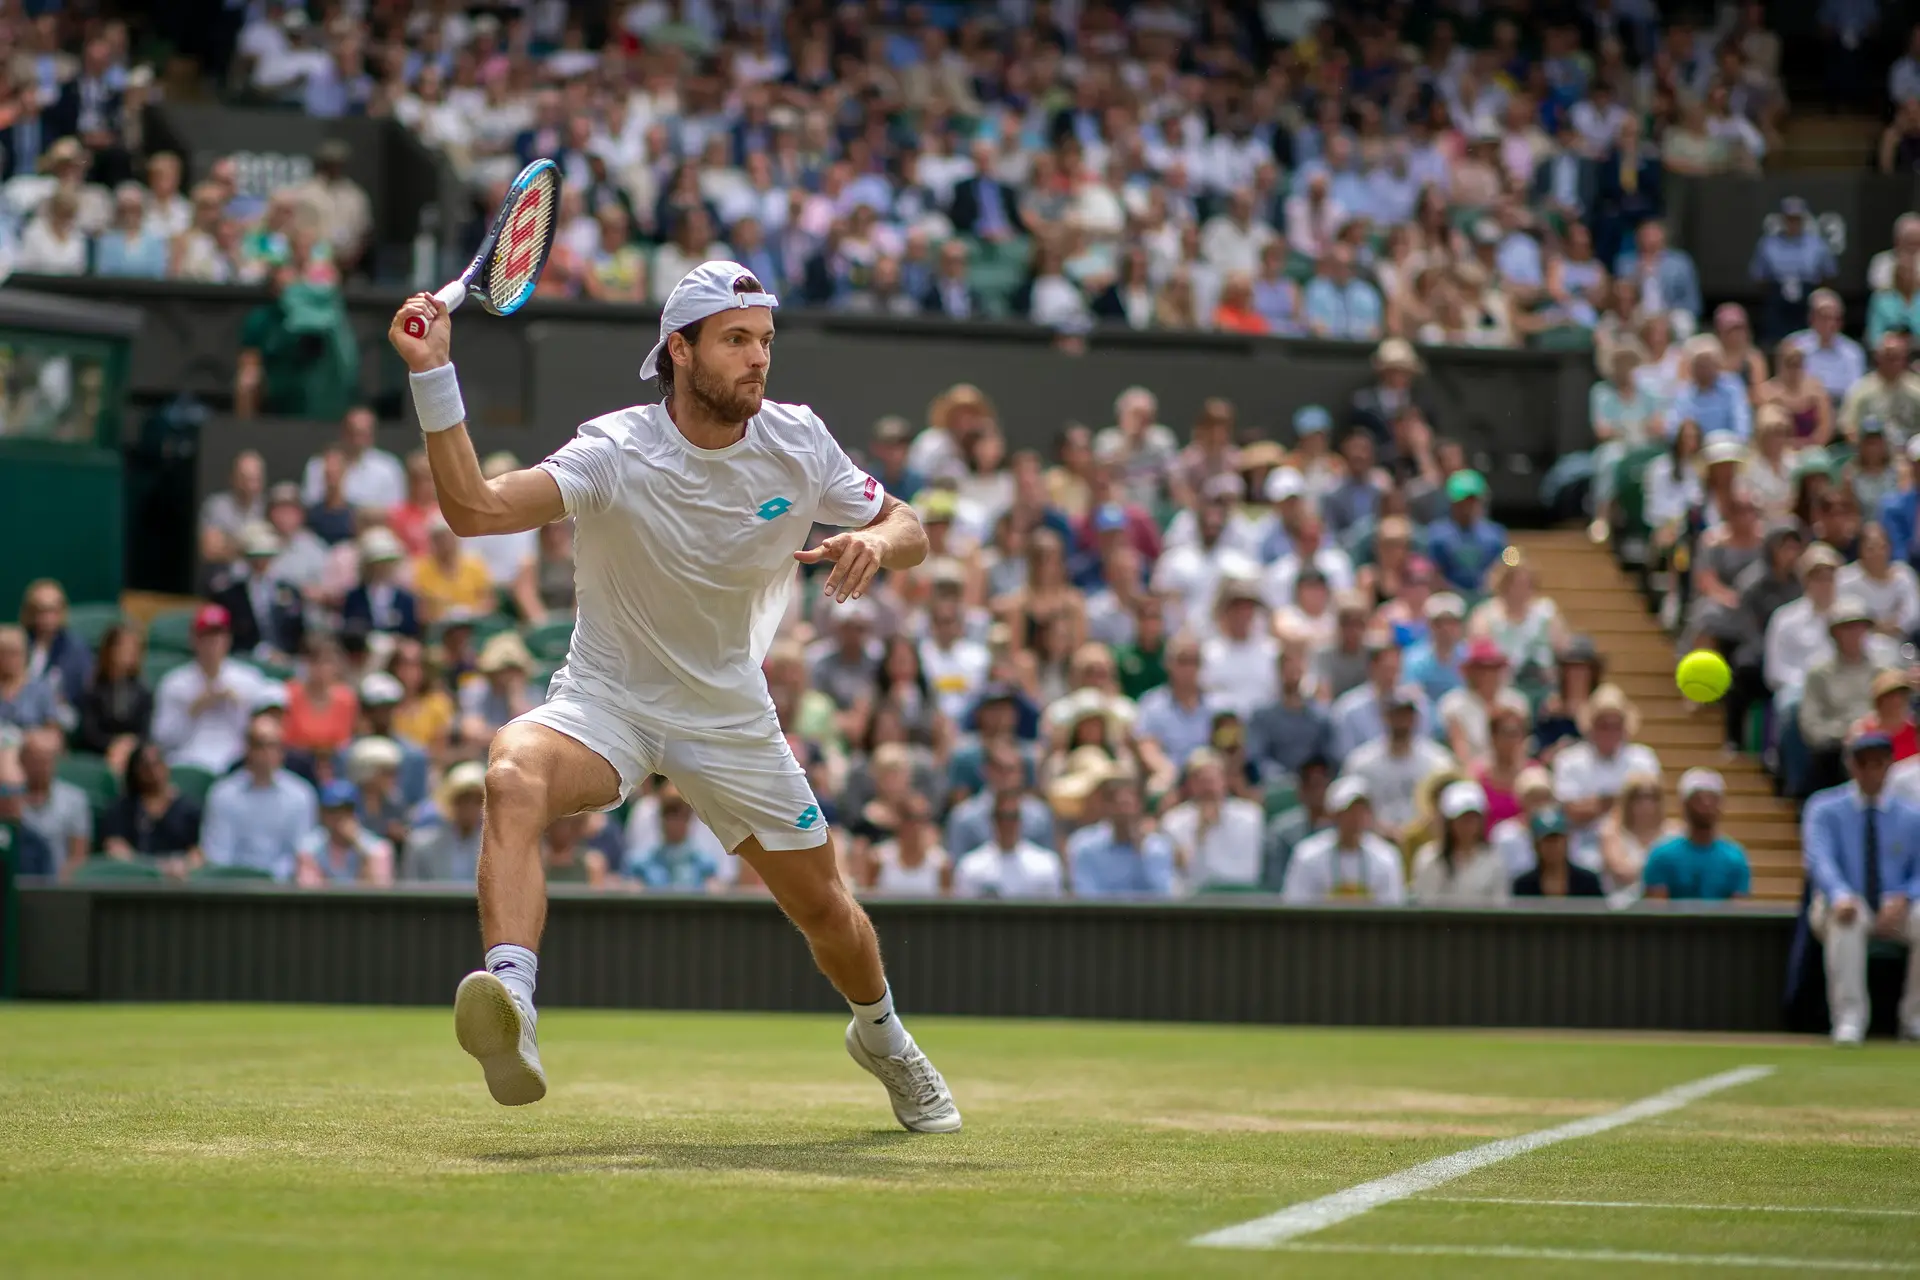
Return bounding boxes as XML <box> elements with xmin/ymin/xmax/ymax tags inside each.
<box><xmin>454</xmin><ymin>722</ymin><xmax>621</xmax><ymax>1106</ymax></box>
<box><xmin>741</xmin><ymin>834</ymin><xmax>961</xmax><ymax>1132</ymax></box>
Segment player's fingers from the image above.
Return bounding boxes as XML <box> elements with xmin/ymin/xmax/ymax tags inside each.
<box><xmin>846</xmin><ymin>554</ymin><xmax>882</xmax><ymax>601</ymax></box>
<box><xmin>792</xmin><ymin>545</ymin><xmax>829</xmax><ymax>563</ymax></box>
<box><xmin>835</xmin><ymin>547</ymin><xmax>877</xmax><ymax>602</ymax></box>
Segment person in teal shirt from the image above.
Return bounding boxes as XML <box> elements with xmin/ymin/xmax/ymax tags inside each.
<box><xmin>625</xmin><ymin>792</ymin><xmax>723</xmax><ymax>892</ymax></box>
<box><xmin>1865</xmin><ymin>260</ymin><xmax>1920</xmax><ymax>349</ymax></box>
<box><xmin>1642</xmin><ymin>767</ymin><xmax>1751</xmax><ymax>900</ymax></box>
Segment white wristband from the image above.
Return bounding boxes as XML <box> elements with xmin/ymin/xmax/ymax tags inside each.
<box><xmin>410</xmin><ymin>364</ymin><xmax>466</xmax><ymax>433</ymax></box>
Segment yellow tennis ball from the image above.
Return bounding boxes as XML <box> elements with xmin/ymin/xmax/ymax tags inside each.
<box><xmin>1676</xmin><ymin>649</ymin><xmax>1732</xmax><ymax>703</ymax></box>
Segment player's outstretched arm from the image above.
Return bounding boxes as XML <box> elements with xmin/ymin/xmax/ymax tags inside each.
<box><xmin>389</xmin><ymin>294</ymin><xmax>566</xmax><ymax>537</ymax></box>
<box><xmin>795</xmin><ymin>493</ymin><xmax>929</xmax><ymax>604</ymax></box>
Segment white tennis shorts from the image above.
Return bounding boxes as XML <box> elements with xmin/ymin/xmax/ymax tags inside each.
<box><xmin>511</xmin><ymin>683</ymin><xmax>828</xmax><ymax>854</ymax></box>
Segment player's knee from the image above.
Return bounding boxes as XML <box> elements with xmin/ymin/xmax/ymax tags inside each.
<box><xmin>483</xmin><ymin>741</ymin><xmax>548</xmax><ymax>816</ymax></box>
<box><xmin>782</xmin><ymin>873</ymin><xmax>864</xmax><ymax>940</ymax></box>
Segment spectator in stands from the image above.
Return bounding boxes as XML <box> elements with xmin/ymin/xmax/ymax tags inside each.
<box><xmin>1615</xmin><ymin>221</ymin><xmax>1701</xmax><ymax>332</ymax></box>
<box><xmin>410</xmin><ymin>517</ymin><xmax>494</xmax><ymax>625</ymax></box>
<box><xmin>17</xmin><ymin>188</ymin><xmax>87</xmax><ymax>275</ymax></box>
<box><xmin>294</xmin><ymin>780</ymin><xmax>393</xmax><ymax>887</ymax></box>
<box><xmin>343</xmin><ymin>528</ymin><xmax>422</xmax><ymax>640</ymax></box>
<box><xmin>93</xmin><ymin>181</ymin><xmax>167</xmax><ymax>277</ymax></box>
<box><xmin>301</xmin><ymin>407</ymin><xmax>405</xmax><ymax>512</ymax></box>
<box><xmin>281</xmin><ymin>635</ymin><xmax>356</xmax><ymax>766</ymax></box>
<box><xmin>1805</xmin><ymin>727</ymin><xmax>1920</xmax><ymax>1043</ymax></box>
<box><xmin>1860</xmin><ymin>670</ymin><xmax>1920</xmax><ymax>762</ymax></box>
<box><xmin>211</xmin><ymin>524</ymin><xmax>305</xmax><ymax>662</ymax></box>
<box><xmin>149</xmin><ymin>605</ymin><xmax>272</xmax><ymax>773</ymax></box>
<box><xmin>1282</xmin><ymin>776</ymin><xmax>1407</xmax><ymax>905</ymax></box>
<box><xmin>73</xmin><ymin>623</ymin><xmax>149</xmax><ymax>773</ymax></box>
<box><xmin>1065</xmin><ymin>768</ymin><xmax>1177</xmax><ymax>900</ymax></box>
<box><xmin>466</xmin><ymin>452</ymin><xmax>547</xmax><ymax>625</ymax></box>
<box><xmin>1641</xmin><ymin>769</ymin><xmax>1751</xmax><ymax>902</ymax></box>
<box><xmin>1302</xmin><ymin>245</ymin><xmax>1383</xmax><ymax>343</ymax></box>
<box><xmin>1160</xmin><ymin>749</ymin><xmax>1264</xmax><ymax>893</ymax></box>
<box><xmin>953</xmin><ymin>788</ymin><xmax>1065</xmax><ymax>900</ymax></box>
<box><xmin>1411</xmin><ymin>780</ymin><xmax>1508</xmax><ymax>905</ymax></box>
<box><xmin>1787</xmin><ymin>291</ymin><xmax>1867</xmax><ymax>407</ymax></box>
<box><xmin>1866</xmin><ymin>260</ymin><xmax>1920</xmax><ymax>351</ymax></box>
<box><xmin>1512</xmin><ymin>808</ymin><xmax>1605</xmax><ymax>898</ymax></box>
<box><xmin>1438</xmin><ymin>645</ymin><xmax>1519</xmax><ymax>769</ymax></box>
<box><xmin>1750</xmin><ymin>198</ymin><xmax>1838</xmax><ymax>345</ymax></box>
<box><xmin>199</xmin><ymin>451</ymin><xmax>267</xmax><ymax>572</ymax></box>
<box><xmin>18</xmin><ymin>727</ymin><xmax>88</xmax><ymax>877</ymax></box>
<box><xmin>259</xmin><ymin>483</ymin><xmax>326</xmax><ymax>596</ymax></box>
<box><xmin>1800</xmin><ymin>598</ymin><xmax>1890</xmax><ymax>796</ymax></box>
<box><xmin>1671</xmin><ymin>338</ymin><xmax>1754</xmax><ymax>441</ymax></box>
<box><xmin>402</xmin><ymin>760</ymin><xmax>485</xmax><ymax>883</ymax></box>
<box><xmin>1841</xmin><ymin>332</ymin><xmax>1920</xmax><ymax>445</ymax></box>
<box><xmin>1340</xmin><ymin>686</ymin><xmax>1455</xmax><ymax>841</ymax></box>
<box><xmin>99</xmin><ymin>741</ymin><xmax>201</xmax><ymax>864</ymax></box>
<box><xmin>625</xmin><ymin>786</ymin><xmax>725</xmax><ymax>892</ymax></box>
<box><xmin>19</xmin><ymin>579</ymin><xmax>89</xmax><ymax>711</ymax></box>
<box><xmin>1133</xmin><ymin>634</ymin><xmax>1215</xmax><ymax>787</ymax></box>
<box><xmin>1596</xmin><ymin>771</ymin><xmax>1675</xmax><ymax>892</ymax></box>
<box><xmin>1553</xmin><ymin>684</ymin><xmax>1662</xmax><ymax>864</ymax></box>
<box><xmin>1242</xmin><ymin>643</ymin><xmax>1333</xmax><ymax>785</ymax></box>
<box><xmin>1766</xmin><ymin>543</ymin><xmax>1847</xmax><ymax>710</ymax></box>
<box><xmin>200</xmin><ymin>715</ymin><xmax>316</xmax><ymax>881</ymax></box>
<box><xmin>287</xmin><ymin>140</ymin><xmax>371</xmax><ymax>273</ymax></box>
<box><xmin>1425</xmin><ymin>470</ymin><xmax>1507</xmax><ymax>595</ymax></box>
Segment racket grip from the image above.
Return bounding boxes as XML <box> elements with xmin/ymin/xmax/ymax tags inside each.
<box><xmin>402</xmin><ymin>281</ymin><xmax>470</xmax><ymax>338</ymax></box>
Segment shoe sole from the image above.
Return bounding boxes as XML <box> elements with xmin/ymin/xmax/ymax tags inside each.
<box><xmin>454</xmin><ymin>971</ymin><xmax>547</xmax><ymax>1106</ymax></box>
<box><xmin>844</xmin><ymin>1023</ymin><xmax>962</xmax><ymax>1133</ymax></box>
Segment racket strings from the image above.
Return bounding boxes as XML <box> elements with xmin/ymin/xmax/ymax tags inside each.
<box><xmin>487</xmin><ymin>173</ymin><xmax>558</xmax><ymax>303</ymax></box>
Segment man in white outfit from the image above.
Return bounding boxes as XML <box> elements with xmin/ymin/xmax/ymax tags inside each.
<box><xmin>388</xmin><ymin>261</ymin><xmax>960</xmax><ymax>1131</ymax></box>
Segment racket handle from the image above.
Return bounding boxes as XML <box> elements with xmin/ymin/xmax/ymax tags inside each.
<box><xmin>402</xmin><ymin>281</ymin><xmax>470</xmax><ymax>339</ymax></box>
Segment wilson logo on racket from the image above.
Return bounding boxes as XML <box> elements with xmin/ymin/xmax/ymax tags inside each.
<box><xmin>403</xmin><ymin>158</ymin><xmax>562</xmax><ymax>339</ymax></box>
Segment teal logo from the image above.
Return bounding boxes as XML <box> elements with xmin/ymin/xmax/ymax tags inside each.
<box><xmin>795</xmin><ymin>805</ymin><xmax>819</xmax><ymax>830</ymax></box>
<box><xmin>757</xmin><ymin>497</ymin><xmax>792</xmax><ymax>520</ymax></box>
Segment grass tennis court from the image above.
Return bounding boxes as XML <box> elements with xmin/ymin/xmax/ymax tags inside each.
<box><xmin>2</xmin><ymin>1007</ymin><xmax>1916</xmax><ymax>1277</ymax></box>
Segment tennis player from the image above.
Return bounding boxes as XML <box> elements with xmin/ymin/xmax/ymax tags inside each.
<box><xmin>389</xmin><ymin>262</ymin><xmax>960</xmax><ymax>1132</ymax></box>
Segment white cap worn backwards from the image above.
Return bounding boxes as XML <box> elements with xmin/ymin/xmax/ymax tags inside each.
<box><xmin>640</xmin><ymin>259</ymin><xmax>780</xmax><ymax>381</ymax></box>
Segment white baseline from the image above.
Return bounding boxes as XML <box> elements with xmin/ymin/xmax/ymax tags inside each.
<box><xmin>1430</xmin><ymin>1196</ymin><xmax>1920</xmax><ymax>1219</ymax></box>
<box><xmin>1274</xmin><ymin>1242</ymin><xmax>1913</xmax><ymax>1273</ymax></box>
<box><xmin>1192</xmin><ymin>1065</ymin><xmax>1775</xmax><ymax>1249</ymax></box>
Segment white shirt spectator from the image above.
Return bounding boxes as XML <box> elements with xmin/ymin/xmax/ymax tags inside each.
<box><xmin>1892</xmin><ymin>53</ymin><xmax>1920</xmax><ymax>104</ymax></box>
<box><xmin>300</xmin><ymin>447</ymin><xmax>407</xmax><ymax>511</ymax></box>
<box><xmin>16</xmin><ymin>213</ymin><xmax>87</xmax><ymax>274</ymax></box>
<box><xmin>1198</xmin><ymin>631</ymin><xmax>1279</xmax><ymax>720</ymax></box>
<box><xmin>1160</xmin><ymin>796</ymin><xmax>1266</xmax><ymax>889</ymax></box>
<box><xmin>1837</xmin><ymin>562</ymin><xmax>1920</xmax><ymax>636</ymax></box>
<box><xmin>1150</xmin><ymin>543</ymin><xmax>1261</xmax><ymax>635</ymax></box>
<box><xmin>1762</xmin><ymin>596</ymin><xmax>1831</xmax><ymax>696</ymax></box>
<box><xmin>1570</xmin><ymin>99</ymin><xmax>1631</xmax><ymax>156</ymax></box>
<box><xmin>1643</xmin><ymin>454</ymin><xmax>1704</xmax><ymax>530</ymax></box>
<box><xmin>1340</xmin><ymin>737</ymin><xmax>1456</xmax><ymax>832</ymax></box>
<box><xmin>953</xmin><ymin>837</ymin><xmax>1065</xmax><ymax>898</ymax></box>
<box><xmin>1200</xmin><ymin>213</ymin><xmax>1277</xmax><ymax>275</ymax></box>
<box><xmin>1261</xmin><ymin>546</ymin><xmax>1356</xmax><ymax>609</ymax></box>
<box><xmin>868</xmin><ymin>838</ymin><xmax>949</xmax><ymax>895</ymax></box>
<box><xmin>919</xmin><ymin>634</ymin><xmax>991</xmax><ymax>724</ymax></box>
<box><xmin>1436</xmin><ymin>687</ymin><xmax>1499</xmax><ymax>761</ymax></box>
<box><xmin>150</xmin><ymin>660</ymin><xmax>277</xmax><ymax>773</ymax></box>
<box><xmin>1551</xmin><ymin>740</ymin><xmax>1662</xmax><ymax>807</ymax></box>
<box><xmin>1410</xmin><ymin>840</ymin><xmax>1512</xmax><ymax>904</ymax></box>
<box><xmin>1785</xmin><ymin>329</ymin><xmax>1867</xmax><ymax>402</ymax></box>
<box><xmin>1282</xmin><ymin>828</ymin><xmax>1407</xmax><ymax>903</ymax></box>
<box><xmin>468</xmin><ymin>529</ymin><xmax>540</xmax><ymax>589</ymax></box>
<box><xmin>1283</xmin><ymin>193</ymin><xmax>1348</xmax><ymax>257</ymax></box>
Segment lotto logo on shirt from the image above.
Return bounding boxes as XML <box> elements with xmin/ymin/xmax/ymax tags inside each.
<box><xmin>756</xmin><ymin>497</ymin><xmax>793</xmax><ymax>520</ymax></box>
<box><xmin>795</xmin><ymin>805</ymin><xmax>820</xmax><ymax>830</ymax></box>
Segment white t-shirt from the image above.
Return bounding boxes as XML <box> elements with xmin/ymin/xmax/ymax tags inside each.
<box><xmin>468</xmin><ymin>528</ymin><xmax>540</xmax><ymax>588</ymax></box>
<box><xmin>953</xmin><ymin>839</ymin><xmax>1065</xmax><ymax>898</ymax></box>
<box><xmin>1198</xmin><ymin>632</ymin><xmax>1279</xmax><ymax>719</ymax></box>
<box><xmin>919</xmin><ymin>635</ymin><xmax>991</xmax><ymax>724</ymax></box>
<box><xmin>1552</xmin><ymin>741</ymin><xmax>1662</xmax><ymax>804</ymax></box>
<box><xmin>149</xmin><ymin>659</ymin><xmax>278</xmax><ymax>773</ymax></box>
<box><xmin>1160</xmin><ymin>797</ymin><xmax>1265</xmax><ymax>888</ymax></box>
<box><xmin>537</xmin><ymin>398</ymin><xmax>883</xmax><ymax>737</ymax></box>
<box><xmin>1282</xmin><ymin>830</ymin><xmax>1407</xmax><ymax>904</ymax></box>
<box><xmin>869</xmin><ymin>839</ymin><xmax>948</xmax><ymax>895</ymax></box>
<box><xmin>1341</xmin><ymin>738</ymin><xmax>1457</xmax><ymax>832</ymax></box>
<box><xmin>301</xmin><ymin>447</ymin><xmax>407</xmax><ymax>511</ymax></box>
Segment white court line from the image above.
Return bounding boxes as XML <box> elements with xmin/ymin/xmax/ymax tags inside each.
<box><xmin>1191</xmin><ymin>1065</ymin><xmax>1775</xmax><ymax>1250</ymax></box>
<box><xmin>1428</xmin><ymin>1196</ymin><xmax>1920</xmax><ymax>1219</ymax></box>
<box><xmin>1275</xmin><ymin>1242</ymin><xmax>1916</xmax><ymax>1273</ymax></box>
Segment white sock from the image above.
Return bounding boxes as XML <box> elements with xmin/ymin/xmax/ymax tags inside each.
<box><xmin>848</xmin><ymin>984</ymin><xmax>911</xmax><ymax>1056</ymax></box>
<box><xmin>485</xmin><ymin>944</ymin><xmax>538</xmax><ymax>1017</ymax></box>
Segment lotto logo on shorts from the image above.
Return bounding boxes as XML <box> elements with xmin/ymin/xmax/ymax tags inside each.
<box><xmin>756</xmin><ymin>497</ymin><xmax>793</xmax><ymax>520</ymax></box>
<box><xmin>795</xmin><ymin>805</ymin><xmax>820</xmax><ymax>830</ymax></box>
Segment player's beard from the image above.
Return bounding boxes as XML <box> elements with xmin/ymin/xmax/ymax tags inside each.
<box><xmin>685</xmin><ymin>351</ymin><xmax>764</xmax><ymax>423</ymax></box>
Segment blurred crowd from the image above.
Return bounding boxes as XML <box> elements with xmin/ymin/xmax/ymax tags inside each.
<box><xmin>0</xmin><ymin>0</ymin><xmax>1819</xmax><ymax>352</ymax></box>
<box><xmin>3</xmin><ymin>364</ymin><xmax>1770</xmax><ymax>908</ymax></box>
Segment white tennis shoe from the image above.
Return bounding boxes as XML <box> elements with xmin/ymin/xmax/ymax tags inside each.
<box><xmin>845</xmin><ymin>1021</ymin><xmax>962</xmax><ymax>1133</ymax></box>
<box><xmin>454</xmin><ymin>970</ymin><xmax>548</xmax><ymax>1105</ymax></box>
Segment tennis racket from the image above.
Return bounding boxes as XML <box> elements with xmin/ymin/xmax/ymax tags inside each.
<box><xmin>403</xmin><ymin>158</ymin><xmax>562</xmax><ymax>339</ymax></box>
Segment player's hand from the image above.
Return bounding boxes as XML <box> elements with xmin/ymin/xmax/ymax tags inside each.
<box><xmin>390</xmin><ymin>293</ymin><xmax>452</xmax><ymax>372</ymax></box>
<box><xmin>795</xmin><ymin>530</ymin><xmax>886</xmax><ymax>602</ymax></box>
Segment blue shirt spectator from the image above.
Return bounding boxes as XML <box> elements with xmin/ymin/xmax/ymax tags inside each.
<box><xmin>93</xmin><ymin>225</ymin><xmax>168</xmax><ymax>278</ymax></box>
<box><xmin>1424</xmin><ymin>470</ymin><xmax>1509</xmax><ymax>593</ymax></box>
<box><xmin>1669</xmin><ymin>370</ymin><xmax>1755</xmax><ymax>441</ymax></box>
<box><xmin>1787</xmin><ymin>303</ymin><xmax>1869</xmax><ymax>402</ymax></box>
<box><xmin>946</xmin><ymin>786</ymin><xmax>1055</xmax><ymax>858</ymax></box>
<box><xmin>1614</xmin><ymin>227</ymin><xmax>1702</xmax><ymax>323</ymax></box>
<box><xmin>1066</xmin><ymin>819</ymin><xmax>1178</xmax><ymax>898</ymax></box>
<box><xmin>1802</xmin><ymin>779</ymin><xmax>1920</xmax><ymax>908</ymax></box>
<box><xmin>1496</xmin><ymin>231</ymin><xmax>1544</xmax><ymax>291</ymax></box>
<box><xmin>200</xmin><ymin>740</ymin><xmax>319</xmax><ymax>881</ymax></box>
<box><xmin>1134</xmin><ymin>682</ymin><xmax>1218</xmax><ymax>773</ymax></box>
<box><xmin>1749</xmin><ymin>220</ymin><xmax>1837</xmax><ymax>301</ymax></box>
<box><xmin>0</xmin><ymin>667</ymin><xmax>60</xmax><ymax>735</ymax></box>
<box><xmin>1879</xmin><ymin>480</ymin><xmax>1920</xmax><ymax>569</ymax></box>
<box><xmin>1303</xmin><ymin>253</ymin><xmax>1384</xmax><ymax>342</ymax></box>
<box><xmin>1404</xmin><ymin>620</ymin><xmax>1468</xmax><ymax>704</ymax></box>
<box><xmin>629</xmin><ymin>838</ymin><xmax>722</xmax><ymax>890</ymax></box>
<box><xmin>1642</xmin><ymin>832</ymin><xmax>1752</xmax><ymax>900</ymax></box>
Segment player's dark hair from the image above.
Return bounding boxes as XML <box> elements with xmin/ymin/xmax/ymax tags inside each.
<box><xmin>657</xmin><ymin>273</ymin><xmax>766</xmax><ymax>402</ymax></box>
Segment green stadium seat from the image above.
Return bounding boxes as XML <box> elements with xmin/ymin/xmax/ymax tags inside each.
<box><xmin>142</xmin><ymin>651</ymin><xmax>189</xmax><ymax>686</ymax></box>
<box><xmin>71</xmin><ymin>856</ymin><xmax>164</xmax><ymax>882</ymax></box>
<box><xmin>169</xmin><ymin>765</ymin><xmax>221</xmax><ymax>807</ymax></box>
<box><xmin>1263</xmin><ymin>780</ymin><xmax>1299</xmax><ymax>819</ymax></box>
<box><xmin>190</xmin><ymin>864</ymin><xmax>275</xmax><ymax>882</ymax></box>
<box><xmin>64</xmin><ymin>602</ymin><xmax>124</xmax><ymax>649</ymax></box>
<box><xmin>56</xmin><ymin>752</ymin><xmax>119</xmax><ymax>811</ymax></box>
<box><xmin>523</xmin><ymin>619</ymin><xmax>575</xmax><ymax>662</ymax></box>
<box><xmin>1529</xmin><ymin>325</ymin><xmax>1594</xmax><ymax>352</ymax></box>
<box><xmin>145</xmin><ymin>608</ymin><xmax>200</xmax><ymax>655</ymax></box>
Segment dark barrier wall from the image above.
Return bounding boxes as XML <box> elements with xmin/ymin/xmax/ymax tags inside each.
<box><xmin>14</xmin><ymin>886</ymin><xmax>1795</xmax><ymax>1031</ymax></box>
<box><xmin>1667</xmin><ymin>173</ymin><xmax>1914</xmax><ymax>302</ymax></box>
<box><xmin>17</xmin><ymin>277</ymin><xmax>1594</xmax><ymax>519</ymax></box>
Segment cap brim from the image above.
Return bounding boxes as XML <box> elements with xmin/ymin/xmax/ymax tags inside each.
<box><xmin>640</xmin><ymin>338</ymin><xmax>666</xmax><ymax>381</ymax></box>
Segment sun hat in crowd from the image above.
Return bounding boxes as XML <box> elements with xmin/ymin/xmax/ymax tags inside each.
<box><xmin>345</xmin><ymin>736</ymin><xmax>405</xmax><ymax>784</ymax></box>
<box><xmin>476</xmin><ymin>631</ymin><xmax>534</xmax><ymax>675</ymax></box>
<box><xmin>1826</xmin><ymin>596</ymin><xmax>1873</xmax><ymax>629</ymax></box>
<box><xmin>359</xmin><ymin>671</ymin><xmax>405</xmax><ymax>706</ymax></box>
<box><xmin>1872</xmin><ymin>669</ymin><xmax>1912</xmax><ymax>701</ymax></box>
<box><xmin>435</xmin><ymin>761</ymin><xmax>487</xmax><ymax>812</ymax></box>
<box><xmin>1439</xmin><ymin>779</ymin><xmax>1488</xmax><ymax>820</ymax></box>
<box><xmin>1264</xmin><ymin>466</ymin><xmax>1307</xmax><ymax>502</ymax></box>
<box><xmin>1327</xmin><ymin>775</ymin><xmax>1372</xmax><ymax>812</ymax></box>
<box><xmin>1577</xmin><ymin>684</ymin><xmax>1641</xmax><ymax>737</ymax></box>
<box><xmin>1677</xmin><ymin>768</ymin><xmax>1725</xmax><ymax>800</ymax></box>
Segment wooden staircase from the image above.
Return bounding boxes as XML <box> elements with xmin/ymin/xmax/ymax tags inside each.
<box><xmin>1515</xmin><ymin>530</ymin><xmax>1803</xmax><ymax>903</ymax></box>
